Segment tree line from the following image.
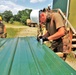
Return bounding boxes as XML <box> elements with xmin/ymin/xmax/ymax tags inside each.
<box><xmin>0</xmin><ymin>9</ymin><xmax>32</xmax><ymax>25</ymax></box>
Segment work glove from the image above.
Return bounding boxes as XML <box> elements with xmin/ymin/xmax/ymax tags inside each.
<box><xmin>37</xmin><ymin>36</ymin><xmax>43</xmax><ymax>41</ymax></box>
<box><xmin>37</xmin><ymin>36</ymin><xmax>49</xmax><ymax>42</ymax></box>
<box><xmin>42</xmin><ymin>37</ymin><xmax>49</xmax><ymax>42</ymax></box>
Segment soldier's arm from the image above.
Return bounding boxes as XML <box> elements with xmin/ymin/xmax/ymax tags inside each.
<box><xmin>48</xmin><ymin>26</ymin><xmax>65</xmax><ymax>40</ymax></box>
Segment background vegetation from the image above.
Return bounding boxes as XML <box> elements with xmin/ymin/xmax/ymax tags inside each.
<box><xmin>0</xmin><ymin>9</ymin><xmax>32</xmax><ymax>25</ymax></box>
<box><xmin>5</xmin><ymin>21</ymin><xmax>25</xmax><ymax>38</ymax></box>
<box><xmin>6</xmin><ymin>28</ymin><xmax>22</xmax><ymax>38</ymax></box>
<box><xmin>0</xmin><ymin>9</ymin><xmax>32</xmax><ymax>38</ymax></box>
<box><xmin>0</xmin><ymin>0</ymin><xmax>76</xmax><ymax>38</ymax></box>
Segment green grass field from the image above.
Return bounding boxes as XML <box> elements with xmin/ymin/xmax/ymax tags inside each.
<box><xmin>69</xmin><ymin>0</ymin><xmax>76</xmax><ymax>28</ymax></box>
<box><xmin>4</xmin><ymin>21</ymin><xmax>26</xmax><ymax>38</ymax></box>
<box><xmin>6</xmin><ymin>28</ymin><xmax>22</xmax><ymax>38</ymax></box>
<box><xmin>4</xmin><ymin>21</ymin><xmax>25</xmax><ymax>26</ymax></box>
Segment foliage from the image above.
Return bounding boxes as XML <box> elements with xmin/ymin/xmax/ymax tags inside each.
<box><xmin>2</xmin><ymin>10</ymin><xmax>13</xmax><ymax>23</ymax></box>
<box><xmin>0</xmin><ymin>13</ymin><xmax>2</xmax><ymax>17</ymax></box>
<box><xmin>4</xmin><ymin>21</ymin><xmax>24</xmax><ymax>26</ymax></box>
<box><xmin>1</xmin><ymin>9</ymin><xmax>32</xmax><ymax>25</ymax></box>
<box><xmin>10</xmin><ymin>17</ymin><xmax>14</xmax><ymax>24</ymax></box>
<box><xmin>16</xmin><ymin>9</ymin><xmax>32</xmax><ymax>24</ymax></box>
<box><xmin>0</xmin><ymin>13</ymin><xmax>3</xmax><ymax>20</ymax></box>
<box><xmin>20</xmin><ymin>15</ymin><xmax>26</xmax><ymax>24</ymax></box>
<box><xmin>13</xmin><ymin>14</ymin><xmax>20</xmax><ymax>21</ymax></box>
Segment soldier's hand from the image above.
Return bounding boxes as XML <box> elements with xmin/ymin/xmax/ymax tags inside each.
<box><xmin>42</xmin><ymin>37</ymin><xmax>49</xmax><ymax>42</ymax></box>
<box><xmin>37</xmin><ymin>36</ymin><xmax>43</xmax><ymax>41</ymax></box>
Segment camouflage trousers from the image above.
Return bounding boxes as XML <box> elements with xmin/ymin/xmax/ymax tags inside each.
<box><xmin>50</xmin><ymin>38</ymin><xmax>63</xmax><ymax>52</ymax></box>
<box><xmin>50</xmin><ymin>34</ymin><xmax>71</xmax><ymax>54</ymax></box>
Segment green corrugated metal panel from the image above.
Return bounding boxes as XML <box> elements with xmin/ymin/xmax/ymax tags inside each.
<box><xmin>53</xmin><ymin>0</ymin><xmax>68</xmax><ymax>13</ymax></box>
<box><xmin>0</xmin><ymin>37</ymin><xmax>76</xmax><ymax>75</ymax></box>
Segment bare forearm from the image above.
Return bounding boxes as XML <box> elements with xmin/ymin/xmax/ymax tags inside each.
<box><xmin>48</xmin><ymin>27</ymin><xmax>65</xmax><ymax>40</ymax></box>
<box><xmin>48</xmin><ymin>32</ymin><xmax>63</xmax><ymax>40</ymax></box>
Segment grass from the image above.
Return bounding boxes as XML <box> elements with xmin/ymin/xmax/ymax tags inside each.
<box><xmin>4</xmin><ymin>21</ymin><xmax>26</xmax><ymax>38</ymax></box>
<box><xmin>6</xmin><ymin>28</ymin><xmax>23</xmax><ymax>38</ymax></box>
<box><xmin>4</xmin><ymin>21</ymin><xmax>25</xmax><ymax>26</ymax></box>
<box><xmin>66</xmin><ymin>52</ymin><xmax>76</xmax><ymax>63</ymax></box>
<box><xmin>3</xmin><ymin>1</ymin><xmax>76</xmax><ymax>38</ymax></box>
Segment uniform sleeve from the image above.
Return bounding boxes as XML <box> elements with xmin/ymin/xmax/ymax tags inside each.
<box><xmin>53</xmin><ymin>13</ymin><xmax>64</xmax><ymax>29</ymax></box>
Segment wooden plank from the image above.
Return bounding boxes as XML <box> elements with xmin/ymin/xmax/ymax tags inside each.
<box><xmin>72</xmin><ymin>51</ymin><xmax>76</xmax><ymax>58</ymax></box>
<box><xmin>72</xmin><ymin>44</ymin><xmax>76</xmax><ymax>48</ymax></box>
<box><xmin>56</xmin><ymin>52</ymin><xmax>64</xmax><ymax>57</ymax></box>
<box><xmin>72</xmin><ymin>39</ymin><xmax>76</xmax><ymax>42</ymax></box>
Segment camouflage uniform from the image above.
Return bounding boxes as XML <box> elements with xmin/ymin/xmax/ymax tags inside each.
<box><xmin>0</xmin><ymin>22</ymin><xmax>6</xmax><ymax>38</ymax></box>
<box><xmin>46</xmin><ymin>12</ymin><xmax>71</xmax><ymax>53</ymax></box>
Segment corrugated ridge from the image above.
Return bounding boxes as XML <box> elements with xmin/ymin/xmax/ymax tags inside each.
<box><xmin>0</xmin><ymin>38</ymin><xmax>8</xmax><ymax>47</ymax></box>
<box><xmin>0</xmin><ymin>37</ymin><xmax>76</xmax><ymax>75</ymax></box>
<box><xmin>26</xmin><ymin>37</ymin><xmax>76</xmax><ymax>75</ymax></box>
<box><xmin>26</xmin><ymin>37</ymin><xmax>51</xmax><ymax>75</ymax></box>
<box><xmin>9</xmin><ymin>37</ymin><xmax>33</xmax><ymax>75</ymax></box>
<box><xmin>26</xmin><ymin>37</ymin><xmax>43</xmax><ymax>75</ymax></box>
<box><xmin>0</xmin><ymin>38</ymin><xmax>19</xmax><ymax>75</ymax></box>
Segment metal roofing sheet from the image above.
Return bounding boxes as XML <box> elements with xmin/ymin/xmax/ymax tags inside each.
<box><xmin>0</xmin><ymin>37</ymin><xmax>76</xmax><ymax>75</ymax></box>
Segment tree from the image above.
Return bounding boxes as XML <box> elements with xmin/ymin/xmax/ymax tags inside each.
<box><xmin>10</xmin><ymin>17</ymin><xmax>14</xmax><ymax>24</ymax></box>
<box><xmin>13</xmin><ymin>15</ymin><xmax>20</xmax><ymax>21</ymax></box>
<box><xmin>14</xmin><ymin>9</ymin><xmax>32</xmax><ymax>24</ymax></box>
<box><xmin>20</xmin><ymin>15</ymin><xmax>28</xmax><ymax>24</ymax></box>
<box><xmin>3</xmin><ymin>10</ymin><xmax>13</xmax><ymax>23</ymax></box>
<box><xmin>0</xmin><ymin>13</ymin><xmax>2</xmax><ymax>17</ymax></box>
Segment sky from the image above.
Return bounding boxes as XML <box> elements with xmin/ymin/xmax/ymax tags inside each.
<box><xmin>0</xmin><ymin>0</ymin><xmax>53</xmax><ymax>15</ymax></box>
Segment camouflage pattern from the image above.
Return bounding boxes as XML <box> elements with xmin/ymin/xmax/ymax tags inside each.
<box><xmin>0</xmin><ymin>33</ymin><xmax>7</xmax><ymax>38</ymax></box>
<box><xmin>62</xmin><ymin>28</ymin><xmax>72</xmax><ymax>53</ymax></box>
<box><xmin>0</xmin><ymin>22</ymin><xmax>7</xmax><ymax>38</ymax></box>
<box><xmin>50</xmin><ymin>27</ymin><xmax>72</xmax><ymax>53</ymax></box>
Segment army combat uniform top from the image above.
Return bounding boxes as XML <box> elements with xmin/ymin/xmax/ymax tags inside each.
<box><xmin>0</xmin><ymin>22</ymin><xmax>5</xmax><ymax>38</ymax></box>
<box><xmin>46</xmin><ymin>12</ymin><xmax>71</xmax><ymax>53</ymax></box>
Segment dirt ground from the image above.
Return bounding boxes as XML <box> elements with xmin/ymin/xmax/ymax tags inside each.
<box><xmin>65</xmin><ymin>53</ymin><xmax>76</xmax><ymax>70</ymax></box>
<box><xmin>16</xmin><ymin>26</ymin><xmax>76</xmax><ymax>70</ymax></box>
<box><xmin>16</xmin><ymin>26</ymin><xmax>37</xmax><ymax>37</ymax></box>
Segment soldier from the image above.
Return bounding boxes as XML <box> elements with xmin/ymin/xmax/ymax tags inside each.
<box><xmin>37</xmin><ymin>10</ymin><xmax>71</xmax><ymax>60</ymax></box>
<box><xmin>0</xmin><ymin>16</ymin><xmax>7</xmax><ymax>38</ymax></box>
